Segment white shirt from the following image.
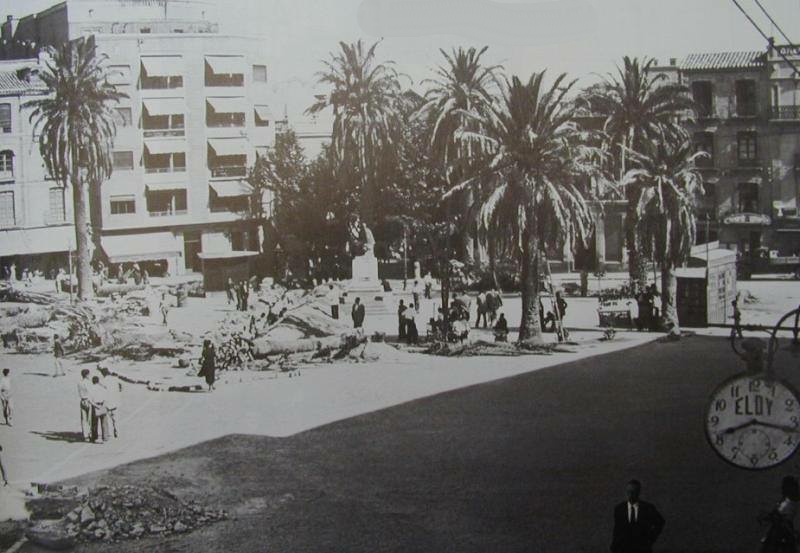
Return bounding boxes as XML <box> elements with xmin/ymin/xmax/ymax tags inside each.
<box><xmin>627</xmin><ymin>502</ymin><xmax>639</xmax><ymax>523</ymax></box>
<box><xmin>0</xmin><ymin>376</ymin><xmax>10</xmax><ymax>398</ymax></box>
<box><xmin>88</xmin><ymin>383</ymin><xmax>107</xmax><ymax>407</ymax></box>
<box><xmin>77</xmin><ymin>378</ymin><xmax>90</xmax><ymax>400</ymax></box>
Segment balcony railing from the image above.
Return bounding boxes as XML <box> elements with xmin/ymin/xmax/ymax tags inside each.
<box><xmin>143</xmin><ymin>129</ymin><xmax>185</xmax><ymax>138</ymax></box>
<box><xmin>210</xmin><ymin>166</ymin><xmax>247</xmax><ymax>178</ymax></box>
<box><xmin>770</xmin><ymin>106</ymin><xmax>800</xmax><ymax>120</ymax></box>
<box><xmin>145</xmin><ymin>166</ymin><xmax>187</xmax><ymax>174</ymax></box>
<box><xmin>148</xmin><ymin>209</ymin><xmax>188</xmax><ymax>217</ymax></box>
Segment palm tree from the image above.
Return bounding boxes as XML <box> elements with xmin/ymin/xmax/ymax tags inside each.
<box><xmin>27</xmin><ymin>37</ymin><xmax>126</xmax><ymax>300</ymax></box>
<box><xmin>416</xmin><ymin>46</ymin><xmax>502</xmax><ymax>263</ymax></box>
<box><xmin>589</xmin><ymin>56</ymin><xmax>692</xmax><ymax>290</ymax></box>
<box><xmin>307</xmin><ymin>39</ymin><xmax>404</xmax><ymax>227</ymax></box>
<box><xmin>448</xmin><ymin>72</ymin><xmax>599</xmax><ymax>344</ymax></box>
<box><xmin>624</xmin><ymin>131</ymin><xmax>705</xmax><ymax>338</ymax></box>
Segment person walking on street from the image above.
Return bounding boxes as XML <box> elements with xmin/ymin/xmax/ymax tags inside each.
<box><xmin>412</xmin><ymin>280</ymin><xmax>422</xmax><ymax>311</ymax></box>
<box><xmin>732</xmin><ymin>298</ymin><xmax>744</xmax><ymax>339</ymax></box>
<box><xmin>611</xmin><ymin>479</ymin><xmax>665</xmax><ymax>553</ymax></box>
<box><xmin>52</xmin><ymin>334</ymin><xmax>66</xmax><ymax>377</ymax></box>
<box><xmin>225</xmin><ymin>277</ymin><xmax>234</xmax><ymax>305</ymax></box>
<box><xmin>159</xmin><ymin>292</ymin><xmax>170</xmax><ymax>326</ymax></box>
<box><xmin>423</xmin><ymin>272</ymin><xmax>433</xmax><ymax>299</ymax></box>
<box><xmin>759</xmin><ymin>475</ymin><xmax>800</xmax><ymax>553</ymax></box>
<box><xmin>405</xmin><ymin>306</ymin><xmax>419</xmax><ymax>345</ymax></box>
<box><xmin>104</xmin><ymin>376</ymin><xmax>121</xmax><ymax>439</ymax></box>
<box><xmin>198</xmin><ymin>339</ymin><xmax>217</xmax><ymax>392</ymax></box>
<box><xmin>88</xmin><ymin>376</ymin><xmax>109</xmax><ymax>443</ymax></box>
<box><xmin>397</xmin><ymin>299</ymin><xmax>407</xmax><ymax>340</ymax></box>
<box><xmin>352</xmin><ymin>297</ymin><xmax>366</xmax><ymax>330</ymax></box>
<box><xmin>0</xmin><ymin>369</ymin><xmax>11</xmax><ymax>426</ymax></box>
<box><xmin>476</xmin><ymin>291</ymin><xmax>488</xmax><ymax>329</ymax></box>
<box><xmin>77</xmin><ymin>369</ymin><xmax>91</xmax><ymax>441</ymax></box>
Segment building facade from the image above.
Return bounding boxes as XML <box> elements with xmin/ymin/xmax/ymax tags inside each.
<box><xmin>0</xmin><ymin>58</ymin><xmax>74</xmax><ymax>278</ymax></box>
<box><xmin>678</xmin><ymin>46</ymin><xmax>800</xmax><ymax>258</ymax></box>
<box><xmin>2</xmin><ymin>0</ymin><xmax>275</xmax><ymax>276</ymax></box>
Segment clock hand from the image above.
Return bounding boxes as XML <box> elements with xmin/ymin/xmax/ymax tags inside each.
<box><xmin>723</xmin><ymin>419</ymin><xmax>759</xmax><ymax>434</ymax></box>
<box><xmin>753</xmin><ymin>420</ymin><xmax>800</xmax><ymax>433</ymax></box>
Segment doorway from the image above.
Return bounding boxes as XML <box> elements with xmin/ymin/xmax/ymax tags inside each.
<box><xmin>184</xmin><ymin>231</ymin><xmax>202</xmax><ymax>272</ymax></box>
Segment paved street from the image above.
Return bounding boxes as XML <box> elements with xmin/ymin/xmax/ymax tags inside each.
<box><xmin>15</xmin><ymin>334</ymin><xmax>799</xmax><ymax>553</ymax></box>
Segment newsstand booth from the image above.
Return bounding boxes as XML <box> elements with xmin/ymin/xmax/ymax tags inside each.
<box><xmin>198</xmin><ymin>251</ymin><xmax>259</xmax><ymax>292</ymax></box>
<box><xmin>676</xmin><ymin>241</ymin><xmax>737</xmax><ymax>327</ymax></box>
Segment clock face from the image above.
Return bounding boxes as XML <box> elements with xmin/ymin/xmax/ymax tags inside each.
<box><xmin>705</xmin><ymin>374</ymin><xmax>800</xmax><ymax>470</ymax></box>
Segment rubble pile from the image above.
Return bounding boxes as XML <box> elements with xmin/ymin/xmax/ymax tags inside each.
<box><xmin>26</xmin><ymin>485</ymin><xmax>228</xmax><ymax>547</ymax></box>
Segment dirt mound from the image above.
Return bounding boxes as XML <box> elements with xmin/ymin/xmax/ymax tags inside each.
<box><xmin>424</xmin><ymin>340</ymin><xmax>568</xmax><ymax>356</ymax></box>
<box><xmin>25</xmin><ymin>484</ymin><xmax>227</xmax><ymax>547</ymax></box>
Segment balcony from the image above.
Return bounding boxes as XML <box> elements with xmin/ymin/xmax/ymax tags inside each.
<box><xmin>143</xmin><ymin>128</ymin><xmax>185</xmax><ymax>138</ymax></box>
<box><xmin>148</xmin><ymin>209</ymin><xmax>188</xmax><ymax>218</ymax></box>
<box><xmin>210</xmin><ymin>166</ymin><xmax>247</xmax><ymax>178</ymax></box>
<box><xmin>145</xmin><ymin>166</ymin><xmax>186</xmax><ymax>174</ymax></box>
<box><xmin>770</xmin><ymin>106</ymin><xmax>800</xmax><ymax>121</ymax></box>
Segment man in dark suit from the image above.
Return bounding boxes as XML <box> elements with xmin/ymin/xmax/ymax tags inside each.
<box><xmin>611</xmin><ymin>479</ymin><xmax>665</xmax><ymax>553</ymax></box>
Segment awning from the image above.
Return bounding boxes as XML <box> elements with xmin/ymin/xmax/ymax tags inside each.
<box><xmin>144</xmin><ymin>139</ymin><xmax>186</xmax><ymax>155</ymax></box>
<box><xmin>101</xmin><ymin>232</ymin><xmax>181</xmax><ymax>263</ymax></box>
<box><xmin>146</xmin><ymin>182</ymin><xmax>186</xmax><ymax>192</ymax></box>
<box><xmin>206</xmin><ymin>96</ymin><xmax>247</xmax><ymax>114</ymax></box>
<box><xmin>140</xmin><ymin>56</ymin><xmax>183</xmax><ymax>77</ymax></box>
<box><xmin>142</xmin><ymin>98</ymin><xmax>185</xmax><ymax>116</ymax></box>
<box><xmin>205</xmin><ymin>56</ymin><xmax>245</xmax><ymax>75</ymax></box>
<box><xmin>210</xmin><ymin>180</ymin><xmax>253</xmax><ymax>198</ymax></box>
<box><xmin>208</xmin><ymin>137</ymin><xmax>249</xmax><ymax>157</ymax></box>
<box><xmin>254</xmin><ymin>105</ymin><xmax>272</xmax><ymax>120</ymax></box>
<box><xmin>0</xmin><ymin>225</ymin><xmax>73</xmax><ymax>257</ymax></box>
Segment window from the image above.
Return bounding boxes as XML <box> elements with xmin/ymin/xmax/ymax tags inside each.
<box><xmin>0</xmin><ymin>191</ymin><xmax>14</xmax><ymax>227</ymax></box>
<box><xmin>107</xmin><ymin>65</ymin><xmax>132</xmax><ymax>85</ymax></box>
<box><xmin>0</xmin><ymin>150</ymin><xmax>13</xmax><ymax>176</ymax></box>
<box><xmin>206</xmin><ymin>102</ymin><xmax>245</xmax><ymax>127</ymax></box>
<box><xmin>143</xmin><ymin>112</ymin><xmax>185</xmax><ymax>136</ymax></box>
<box><xmin>693</xmin><ymin>132</ymin><xmax>714</xmax><ymax>167</ymax></box>
<box><xmin>114</xmin><ymin>107</ymin><xmax>132</xmax><ymax>127</ymax></box>
<box><xmin>112</xmin><ymin>151</ymin><xmax>135</xmax><ymax>170</ymax></box>
<box><xmin>0</xmin><ymin>104</ymin><xmax>11</xmax><ymax>133</ymax></box>
<box><xmin>736</xmin><ymin>132</ymin><xmax>758</xmax><ymax>166</ymax></box>
<box><xmin>140</xmin><ymin>27</ymin><xmax>151</xmax><ymax>34</ymax></box>
<box><xmin>254</xmin><ymin>106</ymin><xmax>270</xmax><ymax>127</ymax></box>
<box><xmin>738</xmin><ymin>182</ymin><xmax>759</xmax><ymax>213</ymax></box>
<box><xmin>144</xmin><ymin>152</ymin><xmax>186</xmax><ymax>173</ymax></box>
<box><xmin>48</xmin><ymin>188</ymin><xmax>66</xmax><ymax>222</ymax></box>
<box><xmin>146</xmin><ymin>189</ymin><xmax>187</xmax><ymax>216</ymax></box>
<box><xmin>691</xmin><ymin>81</ymin><xmax>713</xmax><ymax>118</ymax></box>
<box><xmin>735</xmin><ymin>80</ymin><xmax>757</xmax><ymax>117</ymax></box>
<box><xmin>110</xmin><ymin>195</ymin><xmax>136</xmax><ymax>215</ymax></box>
<box><xmin>253</xmin><ymin>65</ymin><xmax>267</xmax><ymax>83</ymax></box>
<box><xmin>205</xmin><ymin>56</ymin><xmax>245</xmax><ymax>87</ymax></box>
<box><xmin>141</xmin><ymin>58</ymin><xmax>184</xmax><ymax>90</ymax></box>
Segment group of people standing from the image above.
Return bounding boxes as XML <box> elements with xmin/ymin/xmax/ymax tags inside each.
<box><xmin>76</xmin><ymin>366</ymin><xmax>121</xmax><ymax>443</ymax></box>
<box><xmin>635</xmin><ymin>284</ymin><xmax>660</xmax><ymax>332</ymax></box>
<box><xmin>226</xmin><ymin>277</ymin><xmax>253</xmax><ymax>312</ymax></box>
<box><xmin>474</xmin><ymin>289</ymin><xmax>504</xmax><ymax>329</ymax></box>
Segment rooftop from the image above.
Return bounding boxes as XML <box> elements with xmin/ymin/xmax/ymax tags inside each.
<box><xmin>0</xmin><ymin>69</ymin><xmax>46</xmax><ymax>96</ymax></box>
<box><xmin>680</xmin><ymin>51</ymin><xmax>765</xmax><ymax>72</ymax></box>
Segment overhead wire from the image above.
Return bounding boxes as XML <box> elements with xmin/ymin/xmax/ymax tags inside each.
<box><xmin>729</xmin><ymin>0</ymin><xmax>800</xmax><ymax>75</ymax></box>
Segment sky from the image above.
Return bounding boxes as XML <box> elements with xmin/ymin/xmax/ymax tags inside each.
<box><xmin>4</xmin><ymin>0</ymin><xmax>800</xmax><ymax>120</ymax></box>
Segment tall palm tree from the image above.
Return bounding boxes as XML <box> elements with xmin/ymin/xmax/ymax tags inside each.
<box><xmin>589</xmin><ymin>56</ymin><xmax>692</xmax><ymax>290</ymax></box>
<box><xmin>448</xmin><ymin>72</ymin><xmax>599</xmax><ymax>344</ymax></box>
<box><xmin>307</xmin><ymin>39</ymin><xmax>404</xmax><ymax>227</ymax></box>
<box><xmin>416</xmin><ymin>46</ymin><xmax>502</xmax><ymax>263</ymax></box>
<box><xmin>27</xmin><ymin>37</ymin><xmax>125</xmax><ymax>300</ymax></box>
<box><xmin>624</xmin><ymin>132</ymin><xmax>705</xmax><ymax>338</ymax></box>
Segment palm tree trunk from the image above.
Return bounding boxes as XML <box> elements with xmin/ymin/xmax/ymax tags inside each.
<box><xmin>519</xmin><ymin>224</ymin><xmax>544</xmax><ymax>345</ymax></box>
<box><xmin>660</xmin><ymin>265</ymin><xmax>680</xmax><ymax>338</ymax></box>
<box><xmin>461</xmin><ymin>189</ymin><xmax>475</xmax><ymax>264</ymax></box>
<box><xmin>71</xmin><ymin>172</ymin><xmax>94</xmax><ymax>300</ymax></box>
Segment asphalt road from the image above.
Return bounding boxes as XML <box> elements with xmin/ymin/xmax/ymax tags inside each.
<box><xmin>25</xmin><ymin>334</ymin><xmax>800</xmax><ymax>553</ymax></box>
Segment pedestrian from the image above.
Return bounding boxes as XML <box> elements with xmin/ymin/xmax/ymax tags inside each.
<box><xmin>759</xmin><ymin>475</ymin><xmax>800</xmax><ymax>553</ymax></box>
<box><xmin>77</xmin><ymin>369</ymin><xmax>91</xmax><ymax>441</ymax></box>
<box><xmin>411</xmin><ymin>280</ymin><xmax>422</xmax><ymax>311</ymax></box>
<box><xmin>242</xmin><ymin>280</ymin><xmax>250</xmax><ymax>311</ymax></box>
<box><xmin>88</xmin><ymin>375</ymin><xmax>108</xmax><ymax>443</ymax></box>
<box><xmin>0</xmin><ymin>369</ymin><xmax>11</xmax><ymax>426</ymax></box>
<box><xmin>397</xmin><ymin>299</ymin><xmax>407</xmax><ymax>340</ymax></box>
<box><xmin>142</xmin><ymin>268</ymin><xmax>149</xmax><ymax>285</ymax></box>
<box><xmin>225</xmin><ymin>277</ymin><xmax>234</xmax><ymax>305</ymax></box>
<box><xmin>732</xmin><ymin>298</ymin><xmax>743</xmax><ymax>339</ymax></box>
<box><xmin>159</xmin><ymin>292</ymin><xmax>170</xmax><ymax>325</ymax></box>
<box><xmin>405</xmin><ymin>307</ymin><xmax>419</xmax><ymax>345</ymax></box>
<box><xmin>423</xmin><ymin>272</ymin><xmax>433</xmax><ymax>299</ymax></box>
<box><xmin>198</xmin><ymin>339</ymin><xmax>217</xmax><ymax>391</ymax></box>
<box><xmin>55</xmin><ymin>268</ymin><xmax>65</xmax><ymax>293</ymax></box>
<box><xmin>611</xmin><ymin>479</ymin><xmax>665</xmax><ymax>553</ymax></box>
<box><xmin>636</xmin><ymin>289</ymin><xmax>650</xmax><ymax>332</ymax></box>
<box><xmin>104</xmin><ymin>375</ymin><xmax>121</xmax><ymax>439</ymax></box>
<box><xmin>475</xmin><ymin>290</ymin><xmax>488</xmax><ymax>329</ymax></box>
<box><xmin>351</xmin><ymin>297</ymin><xmax>365</xmax><ymax>330</ymax></box>
<box><xmin>494</xmin><ymin>313</ymin><xmax>509</xmax><ymax>342</ymax></box>
<box><xmin>0</xmin><ymin>444</ymin><xmax>8</xmax><ymax>486</ymax></box>
<box><xmin>52</xmin><ymin>334</ymin><xmax>66</xmax><ymax>377</ymax></box>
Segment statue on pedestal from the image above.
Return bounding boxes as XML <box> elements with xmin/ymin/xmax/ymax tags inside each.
<box><xmin>348</xmin><ymin>216</ymin><xmax>379</xmax><ymax>284</ymax></box>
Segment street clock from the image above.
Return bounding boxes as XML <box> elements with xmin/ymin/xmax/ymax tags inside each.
<box><xmin>705</xmin><ymin>373</ymin><xmax>800</xmax><ymax>470</ymax></box>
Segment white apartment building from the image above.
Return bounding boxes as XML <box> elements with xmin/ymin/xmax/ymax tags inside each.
<box><xmin>2</xmin><ymin>0</ymin><xmax>275</xmax><ymax>277</ymax></box>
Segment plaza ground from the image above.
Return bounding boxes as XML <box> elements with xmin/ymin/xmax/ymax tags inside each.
<box><xmin>17</xmin><ymin>334</ymin><xmax>800</xmax><ymax>553</ymax></box>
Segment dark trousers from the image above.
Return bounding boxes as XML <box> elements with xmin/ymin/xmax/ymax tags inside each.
<box><xmin>398</xmin><ymin>317</ymin><xmax>406</xmax><ymax>339</ymax></box>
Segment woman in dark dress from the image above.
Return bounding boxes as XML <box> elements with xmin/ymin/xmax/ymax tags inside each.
<box><xmin>198</xmin><ymin>339</ymin><xmax>217</xmax><ymax>391</ymax></box>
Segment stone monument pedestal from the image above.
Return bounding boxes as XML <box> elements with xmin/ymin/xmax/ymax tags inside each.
<box><xmin>347</xmin><ymin>252</ymin><xmax>393</xmax><ymax>315</ymax></box>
